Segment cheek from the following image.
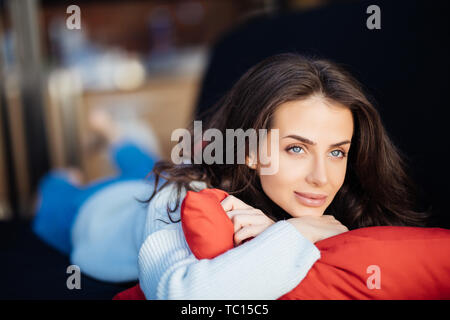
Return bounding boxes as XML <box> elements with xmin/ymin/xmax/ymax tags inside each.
<box><xmin>259</xmin><ymin>154</ymin><xmax>303</xmax><ymax>204</ymax></box>
<box><xmin>328</xmin><ymin>160</ymin><xmax>348</xmax><ymax>194</ymax></box>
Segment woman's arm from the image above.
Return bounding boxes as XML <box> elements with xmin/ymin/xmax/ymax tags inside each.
<box><xmin>138</xmin><ymin>219</ymin><xmax>320</xmax><ymax>300</ymax></box>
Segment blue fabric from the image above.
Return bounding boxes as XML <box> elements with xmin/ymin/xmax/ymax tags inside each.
<box><xmin>70</xmin><ymin>180</ymin><xmax>153</xmax><ymax>282</ymax></box>
<box><xmin>32</xmin><ymin>172</ymin><xmax>82</xmax><ymax>254</ymax></box>
<box><xmin>32</xmin><ymin>141</ymin><xmax>160</xmax><ymax>255</ymax></box>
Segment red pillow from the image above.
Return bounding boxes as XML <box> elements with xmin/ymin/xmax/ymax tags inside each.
<box><xmin>113</xmin><ymin>283</ymin><xmax>146</xmax><ymax>300</ymax></box>
<box><xmin>181</xmin><ymin>188</ymin><xmax>450</xmax><ymax>299</ymax></box>
<box><xmin>280</xmin><ymin>226</ymin><xmax>450</xmax><ymax>299</ymax></box>
<box><xmin>180</xmin><ymin>188</ymin><xmax>232</xmax><ymax>259</ymax></box>
<box><xmin>114</xmin><ymin>188</ymin><xmax>450</xmax><ymax>300</ymax></box>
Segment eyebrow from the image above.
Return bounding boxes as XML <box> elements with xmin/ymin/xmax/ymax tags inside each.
<box><xmin>282</xmin><ymin>134</ymin><xmax>351</xmax><ymax>148</ymax></box>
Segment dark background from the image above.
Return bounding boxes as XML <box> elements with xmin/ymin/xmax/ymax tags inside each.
<box><xmin>195</xmin><ymin>0</ymin><xmax>449</xmax><ymax>228</ymax></box>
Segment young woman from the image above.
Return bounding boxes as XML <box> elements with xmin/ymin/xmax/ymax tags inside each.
<box><xmin>137</xmin><ymin>53</ymin><xmax>429</xmax><ymax>299</ymax></box>
<box><xmin>33</xmin><ymin>53</ymin><xmax>428</xmax><ymax>297</ymax></box>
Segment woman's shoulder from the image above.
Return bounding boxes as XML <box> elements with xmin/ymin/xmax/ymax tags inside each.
<box><xmin>143</xmin><ymin>180</ymin><xmax>207</xmax><ymax>236</ymax></box>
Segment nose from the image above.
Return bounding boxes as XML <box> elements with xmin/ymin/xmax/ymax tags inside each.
<box><xmin>305</xmin><ymin>157</ymin><xmax>328</xmax><ymax>187</ymax></box>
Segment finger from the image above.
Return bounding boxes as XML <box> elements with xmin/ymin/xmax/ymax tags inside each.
<box><xmin>234</xmin><ymin>224</ymin><xmax>267</xmax><ymax>246</ymax></box>
<box><xmin>220</xmin><ymin>195</ymin><xmax>252</xmax><ymax>212</ymax></box>
<box><xmin>226</xmin><ymin>212</ymin><xmax>271</xmax><ymax>233</ymax></box>
<box><xmin>225</xmin><ymin>208</ymin><xmax>263</xmax><ymax>219</ymax></box>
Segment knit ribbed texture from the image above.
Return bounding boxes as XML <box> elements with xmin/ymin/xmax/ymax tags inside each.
<box><xmin>138</xmin><ymin>183</ymin><xmax>321</xmax><ymax>300</ymax></box>
<box><xmin>139</xmin><ymin>220</ymin><xmax>320</xmax><ymax>300</ymax></box>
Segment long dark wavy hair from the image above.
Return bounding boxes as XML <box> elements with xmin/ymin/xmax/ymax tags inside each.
<box><xmin>146</xmin><ymin>53</ymin><xmax>430</xmax><ymax>230</ymax></box>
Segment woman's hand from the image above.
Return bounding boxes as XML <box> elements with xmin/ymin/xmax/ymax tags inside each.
<box><xmin>287</xmin><ymin>215</ymin><xmax>348</xmax><ymax>244</ymax></box>
<box><xmin>221</xmin><ymin>195</ymin><xmax>275</xmax><ymax>246</ymax></box>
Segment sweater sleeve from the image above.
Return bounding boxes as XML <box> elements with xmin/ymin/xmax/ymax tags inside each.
<box><xmin>138</xmin><ymin>219</ymin><xmax>320</xmax><ymax>300</ymax></box>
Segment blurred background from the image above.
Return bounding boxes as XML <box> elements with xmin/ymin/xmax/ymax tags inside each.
<box><xmin>0</xmin><ymin>0</ymin><xmax>331</xmax><ymax>221</ymax></box>
<box><xmin>0</xmin><ymin>0</ymin><xmax>447</xmax><ymax>299</ymax></box>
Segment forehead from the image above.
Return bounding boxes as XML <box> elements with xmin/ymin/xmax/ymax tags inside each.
<box><xmin>271</xmin><ymin>96</ymin><xmax>354</xmax><ymax>140</ymax></box>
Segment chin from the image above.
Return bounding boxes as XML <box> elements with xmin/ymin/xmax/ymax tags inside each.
<box><xmin>290</xmin><ymin>206</ymin><xmax>325</xmax><ymax>218</ymax></box>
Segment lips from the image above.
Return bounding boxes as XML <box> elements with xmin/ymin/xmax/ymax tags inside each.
<box><xmin>294</xmin><ymin>191</ymin><xmax>327</xmax><ymax>207</ymax></box>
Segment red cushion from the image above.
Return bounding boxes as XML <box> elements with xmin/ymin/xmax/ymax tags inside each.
<box><xmin>114</xmin><ymin>188</ymin><xmax>450</xmax><ymax>300</ymax></box>
<box><xmin>180</xmin><ymin>189</ymin><xmax>232</xmax><ymax>259</ymax></box>
<box><xmin>279</xmin><ymin>226</ymin><xmax>450</xmax><ymax>299</ymax></box>
<box><xmin>113</xmin><ymin>283</ymin><xmax>146</xmax><ymax>300</ymax></box>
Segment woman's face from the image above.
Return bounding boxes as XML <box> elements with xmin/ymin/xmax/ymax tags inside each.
<box><xmin>256</xmin><ymin>95</ymin><xmax>354</xmax><ymax>218</ymax></box>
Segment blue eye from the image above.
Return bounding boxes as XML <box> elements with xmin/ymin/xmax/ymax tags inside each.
<box><xmin>288</xmin><ymin>146</ymin><xmax>304</xmax><ymax>154</ymax></box>
<box><xmin>330</xmin><ymin>150</ymin><xmax>345</xmax><ymax>158</ymax></box>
